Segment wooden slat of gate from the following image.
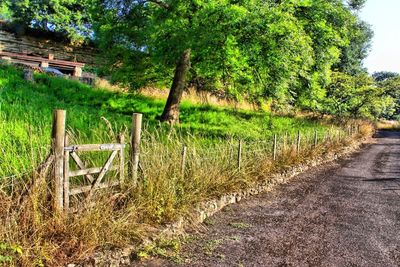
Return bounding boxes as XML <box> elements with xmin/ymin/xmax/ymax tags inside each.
<box><xmin>69</xmin><ymin>165</ymin><xmax>119</xmax><ymax>178</ymax></box>
<box><xmin>70</xmin><ymin>152</ymin><xmax>95</xmax><ymax>182</ymax></box>
<box><xmin>69</xmin><ymin>181</ymin><xmax>120</xmax><ymax>196</ymax></box>
<box><xmin>85</xmin><ymin>150</ymin><xmax>119</xmax><ymax>202</ymax></box>
<box><xmin>64</xmin><ymin>144</ymin><xmax>124</xmax><ymax>152</ymax></box>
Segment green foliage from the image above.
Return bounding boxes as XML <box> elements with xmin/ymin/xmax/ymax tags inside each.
<box><xmin>0</xmin><ymin>242</ymin><xmax>22</xmax><ymax>264</ymax></box>
<box><xmin>8</xmin><ymin>0</ymin><xmax>93</xmax><ymax>42</ymax></box>
<box><xmin>372</xmin><ymin>71</ymin><xmax>400</xmax><ymax>82</ymax></box>
<box><xmin>323</xmin><ymin>71</ymin><xmax>396</xmax><ymax>119</ymax></box>
<box><xmin>346</xmin><ymin>0</ymin><xmax>367</xmax><ymax>10</ymax></box>
<box><xmin>374</xmin><ymin>74</ymin><xmax>400</xmax><ymax>119</ymax></box>
<box><xmin>0</xmin><ymin>1</ymin><xmax>12</xmax><ymax>20</ymax></box>
<box><xmin>93</xmin><ymin>0</ymin><xmax>371</xmax><ymax>113</ymax></box>
<box><xmin>5</xmin><ymin>0</ymin><xmax>374</xmax><ymax>118</ymax></box>
<box><xmin>334</xmin><ymin>20</ymin><xmax>373</xmax><ymax>75</ymax></box>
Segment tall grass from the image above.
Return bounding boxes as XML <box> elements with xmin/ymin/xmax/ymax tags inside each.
<box><xmin>0</xmin><ymin>120</ymin><xmax>372</xmax><ymax>266</ymax></box>
<box><xmin>0</xmin><ymin>64</ymin><xmax>374</xmax><ymax>265</ymax></box>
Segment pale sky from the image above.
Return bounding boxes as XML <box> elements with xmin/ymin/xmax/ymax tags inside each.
<box><xmin>360</xmin><ymin>0</ymin><xmax>400</xmax><ymax>74</ymax></box>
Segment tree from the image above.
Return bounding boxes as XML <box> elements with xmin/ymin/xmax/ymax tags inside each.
<box><xmin>372</xmin><ymin>71</ymin><xmax>400</xmax><ymax>82</ymax></box>
<box><xmin>5</xmin><ymin>0</ymin><xmax>374</xmax><ymax>122</ymax></box>
<box><xmin>374</xmin><ymin>74</ymin><xmax>400</xmax><ymax>119</ymax></box>
<box><xmin>324</xmin><ymin>71</ymin><xmax>396</xmax><ymax>119</ymax></box>
<box><xmin>335</xmin><ymin>20</ymin><xmax>373</xmax><ymax>75</ymax></box>
<box><xmin>94</xmin><ymin>0</ymin><xmax>315</xmax><ymax>123</ymax></box>
<box><xmin>160</xmin><ymin>49</ymin><xmax>191</xmax><ymax>124</ymax></box>
<box><xmin>293</xmin><ymin>0</ymin><xmax>362</xmax><ymax>111</ymax></box>
<box><xmin>346</xmin><ymin>0</ymin><xmax>367</xmax><ymax>11</ymax></box>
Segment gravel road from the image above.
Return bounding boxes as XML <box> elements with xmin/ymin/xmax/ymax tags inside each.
<box><xmin>139</xmin><ymin>131</ymin><xmax>400</xmax><ymax>267</ymax></box>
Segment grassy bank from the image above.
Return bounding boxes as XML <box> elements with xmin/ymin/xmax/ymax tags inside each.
<box><xmin>1</xmin><ymin>64</ymin><xmax>331</xmax><ymax>178</ymax></box>
<box><xmin>0</xmin><ymin>64</ymin><xmax>372</xmax><ymax>266</ymax></box>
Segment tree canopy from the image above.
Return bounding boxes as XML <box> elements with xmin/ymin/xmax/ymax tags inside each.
<box><xmin>4</xmin><ymin>0</ymin><xmax>397</xmax><ymax>122</ymax></box>
<box><xmin>92</xmin><ymin>0</ymin><xmax>377</xmax><ymax>119</ymax></box>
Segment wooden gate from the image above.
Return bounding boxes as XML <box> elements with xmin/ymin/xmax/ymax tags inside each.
<box><xmin>63</xmin><ymin>137</ymin><xmax>125</xmax><ymax>212</ymax></box>
<box><xmin>52</xmin><ymin>109</ymin><xmax>130</xmax><ymax>213</ymax></box>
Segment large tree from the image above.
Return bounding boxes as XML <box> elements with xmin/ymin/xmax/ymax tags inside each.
<box><xmin>374</xmin><ymin>73</ymin><xmax>400</xmax><ymax>119</ymax></box>
<box><xmin>94</xmin><ymin>0</ymin><xmax>317</xmax><ymax>123</ymax></box>
<box><xmin>324</xmin><ymin>71</ymin><xmax>396</xmax><ymax>119</ymax></box>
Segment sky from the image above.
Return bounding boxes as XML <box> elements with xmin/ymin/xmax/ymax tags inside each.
<box><xmin>360</xmin><ymin>0</ymin><xmax>400</xmax><ymax>74</ymax></box>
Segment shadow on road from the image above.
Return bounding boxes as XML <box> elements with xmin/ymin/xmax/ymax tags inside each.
<box><xmin>362</xmin><ymin>178</ymin><xmax>400</xmax><ymax>182</ymax></box>
<box><xmin>374</xmin><ymin>130</ymin><xmax>400</xmax><ymax>139</ymax></box>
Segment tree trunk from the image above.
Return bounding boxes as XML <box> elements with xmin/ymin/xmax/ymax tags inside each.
<box><xmin>160</xmin><ymin>49</ymin><xmax>191</xmax><ymax>125</ymax></box>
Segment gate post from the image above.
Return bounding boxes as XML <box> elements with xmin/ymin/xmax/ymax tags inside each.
<box><xmin>52</xmin><ymin>109</ymin><xmax>66</xmax><ymax>213</ymax></box>
<box><xmin>130</xmin><ymin>113</ymin><xmax>143</xmax><ymax>186</ymax></box>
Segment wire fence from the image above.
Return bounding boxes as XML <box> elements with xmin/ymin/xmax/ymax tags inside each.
<box><xmin>0</xmin><ymin>110</ymin><xmax>363</xmax><ymax>213</ymax></box>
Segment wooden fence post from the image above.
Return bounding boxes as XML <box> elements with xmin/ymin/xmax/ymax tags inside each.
<box><xmin>181</xmin><ymin>145</ymin><xmax>187</xmax><ymax>178</ymax></box>
<box><xmin>119</xmin><ymin>133</ymin><xmax>125</xmax><ymax>184</ymax></box>
<box><xmin>314</xmin><ymin>130</ymin><xmax>318</xmax><ymax>148</ymax></box>
<box><xmin>283</xmin><ymin>131</ymin><xmax>288</xmax><ymax>152</ymax></box>
<box><xmin>296</xmin><ymin>131</ymin><xmax>301</xmax><ymax>154</ymax></box>
<box><xmin>63</xmin><ymin>133</ymin><xmax>70</xmax><ymax>213</ymax></box>
<box><xmin>273</xmin><ymin>134</ymin><xmax>277</xmax><ymax>161</ymax></box>
<box><xmin>130</xmin><ymin>113</ymin><xmax>143</xmax><ymax>187</ymax></box>
<box><xmin>328</xmin><ymin>129</ymin><xmax>332</xmax><ymax>143</ymax></box>
<box><xmin>52</xmin><ymin>109</ymin><xmax>66</xmax><ymax>213</ymax></box>
<box><xmin>237</xmin><ymin>139</ymin><xmax>243</xmax><ymax>171</ymax></box>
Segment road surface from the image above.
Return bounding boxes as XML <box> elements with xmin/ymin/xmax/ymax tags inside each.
<box><xmin>139</xmin><ymin>131</ymin><xmax>400</xmax><ymax>267</ymax></box>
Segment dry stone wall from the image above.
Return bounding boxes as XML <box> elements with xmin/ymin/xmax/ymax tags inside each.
<box><xmin>0</xmin><ymin>30</ymin><xmax>97</xmax><ymax>65</ymax></box>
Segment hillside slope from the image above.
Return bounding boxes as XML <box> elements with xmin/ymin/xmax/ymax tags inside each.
<box><xmin>0</xmin><ymin>64</ymin><xmax>329</xmax><ymax>177</ymax></box>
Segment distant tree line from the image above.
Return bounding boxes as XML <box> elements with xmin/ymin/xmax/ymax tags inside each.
<box><xmin>2</xmin><ymin>0</ymin><xmax>400</xmax><ymax>122</ymax></box>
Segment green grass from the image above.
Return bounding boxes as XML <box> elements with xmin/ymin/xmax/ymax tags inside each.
<box><xmin>0</xmin><ymin>63</ymin><xmax>330</xmax><ymax>178</ymax></box>
<box><xmin>0</xmin><ymin>63</ymin><xmax>371</xmax><ymax>266</ymax></box>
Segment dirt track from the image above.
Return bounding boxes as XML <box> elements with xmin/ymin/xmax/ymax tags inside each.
<box><xmin>139</xmin><ymin>131</ymin><xmax>400</xmax><ymax>267</ymax></box>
